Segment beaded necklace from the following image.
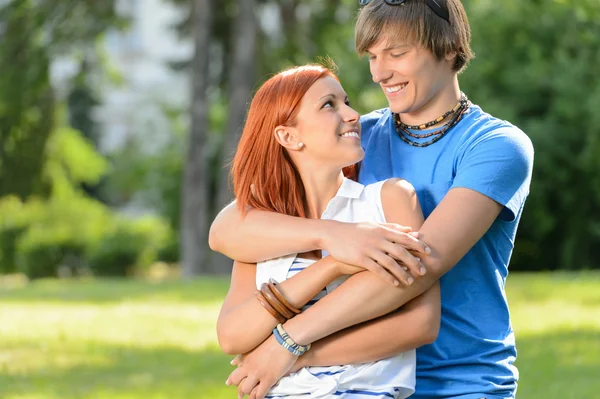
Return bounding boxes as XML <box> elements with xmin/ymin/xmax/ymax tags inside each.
<box><xmin>393</xmin><ymin>93</ymin><xmax>470</xmax><ymax>148</ymax></box>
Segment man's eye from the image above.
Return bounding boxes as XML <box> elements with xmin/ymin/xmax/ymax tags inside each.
<box><xmin>391</xmin><ymin>52</ymin><xmax>406</xmax><ymax>58</ymax></box>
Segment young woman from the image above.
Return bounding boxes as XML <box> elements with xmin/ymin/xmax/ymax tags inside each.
<box><xmin>212</xmin><ymin>1</ymin><xmax>534</xmax><ymax>398</ymax></box>
<box><xmin>216</xmin><ymin>64</ymin><xmax>440</xmax><ymax>399</ymax></box>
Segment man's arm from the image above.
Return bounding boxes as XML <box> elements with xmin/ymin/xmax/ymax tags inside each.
<box><xmin>209</xmin><ymin>201</ymin><xmax>429</xmax><ymax>286</ymax></box>
<box><xmin>288</xmin><ymin>128</ymin><xmax>534</xmax><ymax>365</ymax></box>
<box><xmin>209</xmin><ymin>201</ymin><xmax>322</xmax><ymax>262</ymax></box>
<box><xmin>293</xmin><ymin>282</ymin><xmax>440</xmax><ymax>370</ymax></box>
<box><xmin>229</xmin><ymin>187</ymin><xmax>501</xmax><ymax>378</ymax></box>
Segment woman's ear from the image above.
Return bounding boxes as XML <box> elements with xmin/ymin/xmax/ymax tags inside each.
<box><xmin>274</xmin><ymin>125</ymin><xmax>303</xmax><ymax>151</ymax></box>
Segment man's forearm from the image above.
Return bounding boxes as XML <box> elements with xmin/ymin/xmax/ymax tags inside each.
<box><xmin>283</xmin><ymin>270</ymin><xmax>436</xmax><ymax>347</ymax></box>
<box><xmin>297</xmin><ymin>302</ymin><xmax>438</xmax><ymax>368</ymax></box>
<box><xmin>209</xmin><ymin>202</ymin><xmax>327</xmax><ymax>262</ymax></box>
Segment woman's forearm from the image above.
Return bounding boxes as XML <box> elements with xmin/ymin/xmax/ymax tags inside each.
<box><xmin>282</xmin><ymin>269</ymin><xmax>435</xmax><ymax>347</ymax></box>
<box><xmin>209</xmin><ymin>202</ymin><xmax>327</xmax><ymax>262</ymax></box>
<box><xmin>217</xmin><ymin>257</ymin><xmax>341</xmax><ymax>355</ymax></box>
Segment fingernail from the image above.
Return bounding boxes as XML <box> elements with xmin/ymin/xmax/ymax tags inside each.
<box><xmin>415</xmin><ymin>257</ymin><xmax>421</xmax><ymax>262</ymax></box>
<box><xmin>425</xmin><ymin>246</ymin><xmax>431</xmax><ymax>254</ymax></box>
<box><xmin>407</xmin><ymin>276</ymin><xmax>414</xmax><ymax>285</ymax></box>
<box><xmin>230</xmin><ymin>359</ymin><xmax>235</xmax><ymax>365</ymax></box>
<box><xmin>420</xmin><ymin>266</ymin><xmax>426</xmax><ymax>275</ymax></box>
<box><xmin>225</xmin><ymin>380</ymin><xmax>230</xmax><ymax>386</ymax></box>
<box><xmin>394</xmin><ymin>280</ymin><xmax>400</xmax><ymax>286</ymax></box>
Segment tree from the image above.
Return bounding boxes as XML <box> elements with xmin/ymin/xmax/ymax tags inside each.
<box><xmin>212</xmin><ymin>0</ymin><xmax>259</xmax><ymax>272</ymax></box>
<box><xmin>0</xmin><ymin>1</ymin><xmax>55</xmax><ymax>198</ymax></box>
<box><xmin>180</xmin><ymin>0</ymin><xmax>214</xmax><ymax>276</ymax></box>
<box><xmin>0</xmin><ymin>0</ymin><xmax>123</xmax><ymax>199</ymax></box>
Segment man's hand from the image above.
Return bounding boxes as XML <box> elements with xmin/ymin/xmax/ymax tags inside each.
<box><xmin>321</xmin><ymin>221</ymin><xmax>430</xmax><ymax>286</ymax></box>
<box><xmin>226</xmin><ymin>335</ymin><xmax>298</xmax><ymax>399</ymax></box>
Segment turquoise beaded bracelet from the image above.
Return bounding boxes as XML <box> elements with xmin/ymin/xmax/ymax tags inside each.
<box><xmin>273</xmin><ymin>323</ymin><xmax>311</xmax><ymax>356</ymax></box>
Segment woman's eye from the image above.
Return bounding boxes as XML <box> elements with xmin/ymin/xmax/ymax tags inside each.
<box><xmin>323</xmin><ymin>100</ymin><xmax>334</xmax><ymax>108</ymax></box>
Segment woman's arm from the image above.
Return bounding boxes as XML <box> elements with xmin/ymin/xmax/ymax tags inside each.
<box><xmin>209</xmin><ymin>202</ymin><xmax>428</xmax><ymax>285</ymax></box>
<box><xmin>217</xmin><ymin>257</ymin><xmax>342</xmax><ymax>355</ymax></box>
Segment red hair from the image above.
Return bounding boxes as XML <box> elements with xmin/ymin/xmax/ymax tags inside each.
<box><xmin>231</xmin><ymin>64</ymin><xmax>358</xmax><ymax>218</ymax></box>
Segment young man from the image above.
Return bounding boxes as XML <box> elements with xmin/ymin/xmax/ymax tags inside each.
<box><xmin>210</xmin><ymin>1</ymin><xmax>534</xmax><ymax>398</ymax></box>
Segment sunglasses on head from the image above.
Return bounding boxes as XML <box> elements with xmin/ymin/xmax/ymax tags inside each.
<box><xmin>359</xmin><ymin>0</ymin><xmax>450</xmax><ymax>24</ymax></box>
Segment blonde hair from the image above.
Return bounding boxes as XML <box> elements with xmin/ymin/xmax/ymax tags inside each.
<box><xmin>355</xmin><ymin>0</ymin><xmax>474</xmax><ymax>73</ymax></box>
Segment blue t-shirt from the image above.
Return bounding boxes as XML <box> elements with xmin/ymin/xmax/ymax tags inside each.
<box><xmin>359</xmin><ymin>104</ymin><xmax>534</xmax><ymax>399</ymax></box>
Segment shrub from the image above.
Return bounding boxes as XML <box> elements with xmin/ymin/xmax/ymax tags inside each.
<box><xmin>88</xmin><ymin>216</ymin><xmax>171</xmax><ymax>277</ymax></box>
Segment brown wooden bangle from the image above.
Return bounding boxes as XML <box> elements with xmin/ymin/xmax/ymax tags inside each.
<box><xmin>261</xmin><ymin>283</ymin><xmax>295</xmax><ymax>319</ymax></box>
<box><xmin>268</xmin><ymin>279</ymin><xmax>301</xmax><ymax>315</ymax></box>
<box><xmin>255</xmin><ymin>290</ymin><xmax>286</xmax><ymax>324</ymax></box>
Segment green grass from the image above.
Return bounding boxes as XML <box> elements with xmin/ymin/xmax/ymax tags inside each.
<box><xmin>0</xmin><ymin>272</ymin><xmax>599</xmax><ymax>399</ymax></box>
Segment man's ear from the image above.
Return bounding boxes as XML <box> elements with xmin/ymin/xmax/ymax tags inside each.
<box><xmin>445</xmin><ymin>51</ymin><xmax>457</xmax><ymax>62</ymax></box>
<box><xmin>274</xmin><ymin>125</ymin><xmax>303</xmax><ymax>151</ymax></box>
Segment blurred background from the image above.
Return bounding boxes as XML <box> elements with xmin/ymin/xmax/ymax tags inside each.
<box><xmin>0</xmin><ymin>0</ymin><xmax>599</xmax><ymax>398</ymax></box>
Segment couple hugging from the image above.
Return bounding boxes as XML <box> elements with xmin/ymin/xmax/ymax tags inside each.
<box><xmin>210</xmin><ymin>1</ymin><xmax>534</xmax><ymax>399</ymax></box>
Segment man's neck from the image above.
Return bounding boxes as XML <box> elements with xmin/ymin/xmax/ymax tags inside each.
<box><xmin>398</xmin><ymin>79</ymin><xmax>461</xmax><ymax>129</ymax></box>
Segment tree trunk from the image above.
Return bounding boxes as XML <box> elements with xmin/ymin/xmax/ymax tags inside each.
<box><xmin>0</xmin><ymin>2</ymin><xmax>54</xmax><ymax>199</ymax></box>
<box><xmin>212</xmin><ymin>0</ymin><xmax>259</xmax><ymax>273</ymax></box>
<box><xmin>180</xmin><ymin>0</ymin><xmax>213</xmax><ymax>277</ymax></box>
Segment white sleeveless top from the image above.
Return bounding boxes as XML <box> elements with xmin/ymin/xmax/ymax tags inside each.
<box><xmin>256</xmin><ymin>178</ymin><xmax>416</xmax><ymax>399</ymax></box>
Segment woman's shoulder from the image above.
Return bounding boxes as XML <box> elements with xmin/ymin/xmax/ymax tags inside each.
<box><xmin>380</xmin><ymin>178</ymin><xmax>417</xmax><ymax>200</ymax></box>
<box><xmin>378</xmin><ymin>179</ymin><xmax>422</xmax><ymax>226</ymax></box>
<box><xmin>360</xmin><ymin>178</ymin><xmax>419</xmax><ymax>220</ymax></box>
<box><xmin>362</xmin><ymin>178</ymin><xmax>416</xmax><ymax>201</ymax></box>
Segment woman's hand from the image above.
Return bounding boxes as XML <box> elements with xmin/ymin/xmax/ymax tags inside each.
<box><xmin>226</xmin><ymin>335</ymin><xmax>298</xmax><ymax>399</ymax></box>
<box><xmin>321</xmin><ymin>221</ymin><xmax>430</xmax><ymax>286</ymax></box>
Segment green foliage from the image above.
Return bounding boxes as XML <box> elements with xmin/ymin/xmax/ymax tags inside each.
<box><xmin>0</xmin><ymin>0</ymin><xmax>124</xmax><ymax>199</ymax></box>
<box><xmin>68</xmin><ymin>61</ymin><xmax>101</xmax><ymax>145</ymax></box>
<box><xmin>0</xmin><ymin>2</ymin><xmax>54</xmax><ymax>198</ymax></box>
<box><xmin>461</xmin><ymin>0</ymin><xmax>600</xmax><ymax>270</ymax></box>
<box><xmin>0</xmin><ymin>125</ymin><xmax>173</xmax><ymax>278</ymax></box>
<box><xmin>89</xmin><ymin>217</ymin><xmax>171</xmax><ymax>277</ymax></box>
<box><xmin>102</xmin><ymin>105</ymin><xmax>187</xmax><ymax>231</ymax></box>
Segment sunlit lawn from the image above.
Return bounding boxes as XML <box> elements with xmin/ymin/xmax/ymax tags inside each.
<box><xmin>0</xmin><ymin>272</ymin><xmax>599</xmax><ymax>399</ymax></box>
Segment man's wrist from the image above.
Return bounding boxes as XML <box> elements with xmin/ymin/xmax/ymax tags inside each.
<box><xmin>314</xmin><ymin>219</ymin><xmax>336</xmax><ymax>251</ymax></box>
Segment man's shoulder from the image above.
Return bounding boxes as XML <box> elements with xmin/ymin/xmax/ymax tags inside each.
<box><xmin>360</xmin><ymin>108</ymin><xmax>391</xmax><ymax>143</ymax></box>
<box><xmin>360</xmin><ymin>107</ymin><xmax>391</xmax><ymax>126</ymax></box>
<box><xmin>461</xmin><ymin>104</ymin><xmax>533</xmax><ymax>152</ymax></box>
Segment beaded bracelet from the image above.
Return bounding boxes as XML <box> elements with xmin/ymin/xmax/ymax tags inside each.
<box><xmin>272</xmin><ymin>323</ymin><xmax>310</xmax><ymax>356</ymax></box>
